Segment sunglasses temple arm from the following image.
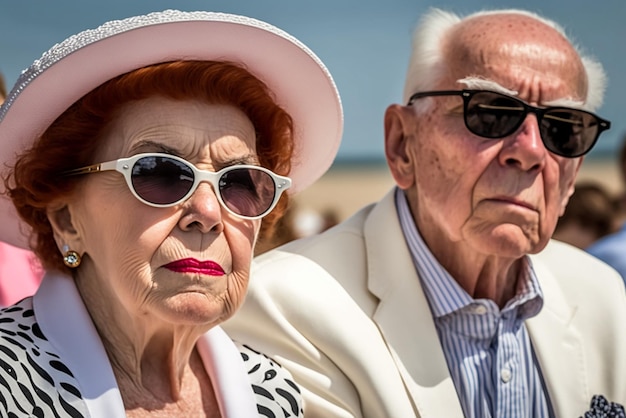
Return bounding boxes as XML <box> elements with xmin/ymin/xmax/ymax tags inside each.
<box><xmin>62</xmin><ymin>160</ymin><xmax>119</xmax><ymax>177</ymax></box>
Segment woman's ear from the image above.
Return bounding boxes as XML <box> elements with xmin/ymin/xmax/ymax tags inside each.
<box><xmin>47</xmin><ymin>203</ymin><xmax>84</xmax><ymax>254</ymax></box>
<box><xmin>384</xmin><ymin>104</ymin><xmax>417</xmax><ymax>190</ymax></box>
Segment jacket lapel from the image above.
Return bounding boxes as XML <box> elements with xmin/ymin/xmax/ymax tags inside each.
<box><xmin>34</xmin><ymin>273</ymin><xmax>126</xmax><ymax>417</ymax></box>
<box><xmin>365</xmin><ymin>190</ymin><xmax>464</xmax><ymax>418</ymax></box>
<box><xmin>527</xmin><ymin>251</ymin><xmax>588</xmax><ymax>417</ymax></box>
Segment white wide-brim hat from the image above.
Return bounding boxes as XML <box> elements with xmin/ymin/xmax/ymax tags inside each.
<box><xmin>0</xmin><ymin>9</ymin><xmax>343</xmax><ymax>249</ymax></box>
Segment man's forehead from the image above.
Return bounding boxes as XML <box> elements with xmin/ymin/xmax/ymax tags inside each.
<box><xmin>456</xmin><ymin>78</ymin><xmax>518</xmax><ymax>95</ymax></box>
<box><xmin>456</xmin><ymin>12</ymin><xmax>564</xmax><ymax>41</ymax></box>
<box><xmin>442</xmin><ymin>16</ymin><xmax>587</xmax><ymax>105</ymax></box>
<box><xmin>448</xmin><ymin>18</ymin><xmax>578</xmax><ymax>66</ymax></box>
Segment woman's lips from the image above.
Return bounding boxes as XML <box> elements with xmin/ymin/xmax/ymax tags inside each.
<box><xmin>163</xmin><ymin>258</ymin><xmax>225</xmax><ymax>276</ymax></box>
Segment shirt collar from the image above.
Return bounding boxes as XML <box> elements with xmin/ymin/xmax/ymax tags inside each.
<box><xmin>394</xmin><ymin>187</ymin><xmax>543</xmax><ymax>319</ymax></box>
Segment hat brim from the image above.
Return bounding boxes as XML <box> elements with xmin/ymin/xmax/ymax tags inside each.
<box><xmin>0</xmin><ymin>11</ymin><xmax>343</xmax><ymax>248</ymax></box>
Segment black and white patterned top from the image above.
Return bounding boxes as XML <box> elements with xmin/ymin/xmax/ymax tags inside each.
<box><xmin>0</xmin><ymin>273</ymin><xmax>303</xmax><ymax>418</ymax></box>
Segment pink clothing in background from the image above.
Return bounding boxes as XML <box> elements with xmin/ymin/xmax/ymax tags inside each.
<box><xmin>0</xmin><ymin>243</ymin><xmax>43</xmax><ymax>307</ymax></box>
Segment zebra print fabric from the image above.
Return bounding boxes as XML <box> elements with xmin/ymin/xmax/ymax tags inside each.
<box><xmin>0</xmin><ymin>297</ymin><xmax>302</xmax><ymax>417</ymax></box>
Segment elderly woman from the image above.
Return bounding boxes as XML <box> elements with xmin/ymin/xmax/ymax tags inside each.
<box><xmin>0</xmin><ymin>10</ymin><xmax>342</xmax><ymax>417</ymax></box>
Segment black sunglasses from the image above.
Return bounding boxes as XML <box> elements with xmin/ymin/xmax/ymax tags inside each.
<box><xmin>63</xmin><ymin>153</ymin><xmax>292</xmax><ymax>220</ymax></box>
<box><xmin>407</xmin><ymin>90</ymin><xmax>611</xmax><ymax>158</ymax></box>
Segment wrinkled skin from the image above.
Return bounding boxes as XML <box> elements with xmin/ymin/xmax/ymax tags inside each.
<box><xmin>385</xmin><ymin>13</ymin><xmax>585</xmax><ymax>305</ymax></box>
<box><xmin>48</xmin><ymin>98</ymin><xmax>261</xmax><ymax>407</ymax></box>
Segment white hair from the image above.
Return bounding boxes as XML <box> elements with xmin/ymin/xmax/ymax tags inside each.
<box><xmin>403</xmin><ymin>8</ymin><xmax>607</xmax><ymax>112</ymax></box>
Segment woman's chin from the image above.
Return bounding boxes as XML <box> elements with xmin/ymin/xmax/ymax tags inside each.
<box><xmin>156</xmin><ymin>292</ymin><xmax>235</xmax><ymax>327</ymax></box>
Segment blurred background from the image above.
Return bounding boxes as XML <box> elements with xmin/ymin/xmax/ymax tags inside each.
<box><xmin>1</xmin><ymin>0</ymin><xmax>624</xmax><ymax>244</ymax></box>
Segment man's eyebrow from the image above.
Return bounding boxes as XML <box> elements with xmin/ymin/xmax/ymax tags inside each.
<box><xmin>542</xmin><ymin>98</ymin><xmax>586</xmax><ymax>109</ymax></box>
<box><xmin>457</xmin><ymin>77</ymin><xmax>518</xmax><ymax>96</ymax></box>
<box><xmin>457</xmin><ymin>77</ymin><xmax>587</xmax><ymax>109</ymax></box>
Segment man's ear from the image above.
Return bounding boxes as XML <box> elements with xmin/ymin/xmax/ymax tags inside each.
<box><xmin>47</xmin><ymin>203</ymin><xmax>84</xmax><ymax>254</ymax></box>
<box><xmin>384</xmin><ymin>104</ymin><xmax>416</xmax><ymax>190</ymax></box>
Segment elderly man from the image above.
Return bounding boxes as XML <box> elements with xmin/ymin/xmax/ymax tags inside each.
<box><xmin>224</xmin><ymin>8</ymin><xmax>626</xmax><ymax>418</ymax></box>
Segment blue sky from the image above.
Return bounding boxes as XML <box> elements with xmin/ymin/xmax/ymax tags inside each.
<box><xmin>1</xmin><ymin>0</ymin><xmax>624</xmax><ymax>162</ymax></box>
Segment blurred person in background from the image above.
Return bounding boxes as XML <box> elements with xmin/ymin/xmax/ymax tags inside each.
<box><xmin>255</xmin><ymin>205</ymin><xmax>340</xmax><ymax>255</ymax></box>
<box><xmin>254</xmin><ymin>205</ymin><xmax>299</xmax><ymax>255</ymax></box>
<box><xmin>552</xmin><ymin>181</ymin><xmax>616</xmax><ymax>249</ymax></box>
<box><xmin>606</xmin><ymin>132</ymin><xmax>626</xmax><ymax>228</ymax></box>
<box><xmin>586</xmin><ymin>132</ymin><xmax>626</xmax><ymax>282</ymax></box>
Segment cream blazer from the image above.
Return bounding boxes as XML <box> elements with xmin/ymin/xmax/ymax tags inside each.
<box><xmin>224</xmin><ymin>189</ymin><xmax>626</xmax><ymax>418</ymax></box>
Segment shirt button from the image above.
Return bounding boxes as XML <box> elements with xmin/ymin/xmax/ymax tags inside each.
<box><xmin>501</xmin><ymin>368</ymin><xmax>512</xmax><ymax>383</ymax></box>
<box><xmin>474</xmin><ymin>305</ymin><xmax>487</xmax><ymax>315</ymax></box>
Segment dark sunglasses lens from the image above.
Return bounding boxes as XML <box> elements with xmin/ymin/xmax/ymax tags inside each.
<box><xmin>219</xmin><ymin>168</ymin><xmax>276</xmax><ymax>217</ymax></box>
<box><xmin>541</xmin><ymin>110</ymin><xmax>598</xmax><ymax>157</ymax></box>
<box><xmin>465</xmin><ymin>92</ymin><xmax>524</xmax><ymax>138</ymax></box>
<box><xmin>131</xmin><ymin>156</ymin><xmax>194</xmax><ymax>205</ymax></box>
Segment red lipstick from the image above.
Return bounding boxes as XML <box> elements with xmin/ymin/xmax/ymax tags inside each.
<box><xmin>164</xmin><ymin>258</ymin><xmax>225</xmax><ymax>276</ymax></box>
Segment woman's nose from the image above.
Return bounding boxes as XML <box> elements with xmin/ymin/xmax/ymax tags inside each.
<box><xmin>178</xmin><ymin>182</ymin><xmax>224</xmax><ymax>234</ymax></box>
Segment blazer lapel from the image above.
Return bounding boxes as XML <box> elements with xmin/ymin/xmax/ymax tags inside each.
<box><xmin>527</xmin><ymin>251</ymin><xmax>588</xmax><ymax>417</ymax></box>
<box><xmin>365</xmin><ymin>190</ymin><xmax>464</xmax><ymax>418</ymax></box>
<box><xmin>361</xmin><ymin>191</ymin><xmax>588</xmax><ymax>417</ymax></box>
<box><xmin>34</xmin><ymin>273</ymin><xmax>126</xmax><ymax>417</ymax></box>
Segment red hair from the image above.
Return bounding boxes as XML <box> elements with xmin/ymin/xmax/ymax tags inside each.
<box><xmin>6</xmin><ymin>61</ymin><xmax>293</xmax><ymax>272</ymax></box>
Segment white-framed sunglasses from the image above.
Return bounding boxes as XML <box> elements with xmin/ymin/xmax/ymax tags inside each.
<box><xmin>63</xmin><ymin>153</ymin><xmax>292</xmax><ymax>220</ymax></box>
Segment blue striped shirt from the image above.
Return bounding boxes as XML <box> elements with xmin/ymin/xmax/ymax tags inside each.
<box><xmin>395</xmin><ymin>189</ymin><xmax>552</xmax><ymax>418</ymax></box>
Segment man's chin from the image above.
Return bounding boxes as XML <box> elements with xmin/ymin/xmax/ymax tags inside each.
<box><xmin>471</xmin><ymin>225</ymin><xmax>542</xmax><ymax>258</ymax></box>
